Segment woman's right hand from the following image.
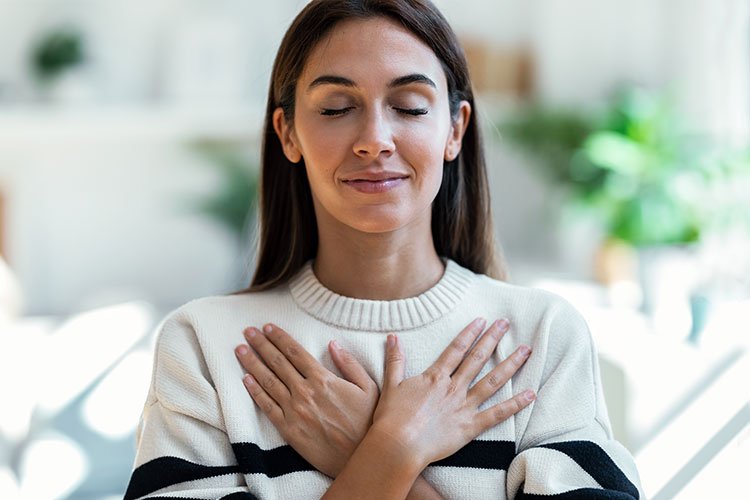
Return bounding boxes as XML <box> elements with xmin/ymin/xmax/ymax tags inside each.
<box><xmin>372</xmin><ymin>318</ymin><xmax>534</xmax><ymax>469</ymax></box>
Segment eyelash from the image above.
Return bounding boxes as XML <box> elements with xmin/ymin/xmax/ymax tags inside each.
<box><xmin>320</xmin><ymin>107</ymin><xmax>428</xmax><ymax>117</ymax></box>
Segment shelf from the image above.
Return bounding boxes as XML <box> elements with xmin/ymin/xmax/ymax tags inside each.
<box><xmin>0</xmin><ymin>104</ymin><xmax>264</xmax><ymax>145</ymax></box>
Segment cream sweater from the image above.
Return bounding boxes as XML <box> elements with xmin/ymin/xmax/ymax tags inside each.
<box><xmin>126</xmin><ymin>260</ymin><xmax>643</xmax><ymax>499</ymax></box>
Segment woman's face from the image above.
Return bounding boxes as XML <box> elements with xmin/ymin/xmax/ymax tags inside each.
<box><xmin>274</xmin><ymin>16</ymin><xmax>470</xmax><ymax>235</ymax></box>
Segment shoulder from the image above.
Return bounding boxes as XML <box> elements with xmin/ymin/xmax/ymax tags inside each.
<box><xmin>151</xmin><ymin>287</ymin><xmax>291</xmax><ymax>378</ymax></box>
<box><xmin>158</xmin><ymin>286</ymin><xmax>291</xmax><ymax>338</ymax></box>
<box><xmin>464</xmin><ymin>269</ymin><xmax>592</xmax><ymax>353</ymax></box>
<box><xmin>468</xmin><ymin>269</ymin><xmax>587</xmax><ymax>326</ymax></box>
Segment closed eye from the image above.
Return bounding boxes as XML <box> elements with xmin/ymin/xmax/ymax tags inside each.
<box><xmin>320</xmin><ymin>107</ymin><xmax>355</xmax><ymax>116</ymax></box>
<box><xmin>395</xmin><ymin>107</ymin><xmax>428</xmax><ymax>116</ymax></box>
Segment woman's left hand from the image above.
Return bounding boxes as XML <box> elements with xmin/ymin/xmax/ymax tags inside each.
<box><xmin>235</xmin><ymin>324</ymin><xmax>379</xmax><ymax>478</ymax></box>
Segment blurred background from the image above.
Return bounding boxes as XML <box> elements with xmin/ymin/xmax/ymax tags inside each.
<box><xmin>0</xmin><ymin>0</ymin><xmax>748</xmax><ymax>498</ymax></box>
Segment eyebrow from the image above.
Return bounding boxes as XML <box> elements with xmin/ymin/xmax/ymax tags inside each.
<box><xmin>307</xmin><ymin>73</ymin><xmax>437</xmax><ymax>91</ymax></box>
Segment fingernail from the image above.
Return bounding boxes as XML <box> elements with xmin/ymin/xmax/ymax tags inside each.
<box><xmin>475</xmin><ymin>317</ymin><xmax>487</xmax><ymax>329</ymax></box>
<box><xmin>236</xmin><ymin>345</ymin><xmax>248</xmax><ymax>356</ymax></box>
<box><xmin>519</xmin><ymin>345</ymin><xmax>531</xmax><ymax>357</ymax></box>
<box><xmin>244</xmin><ymin>374</ymin><xmax>255</xmax><ymax>386</ymax></box>
<box><xmin>497</xmin><ymin>319</ymin><xmax>510</xmax><ymax>332</ymax></box>
<box><xmin>387</xmin><ymin>334</ymin><xmax>396</xmax><ymax>348</ymax></box>
<box><xmin>524</xmin><ymin>389</ymin><xmax>536</xmax><ymax>401</ymax></box>
<box><xmin>263</xmin><ymin>324</ymin><xmax>273</xmax><ymax>334</ymax></box>
<box><xmin>330</xmin><ymin>340</ymin><xmax>340</xmax><ymax>351</ymax></box>
<box><xmin>245</xmin><ymin>327</ymin><xmax>257</xmax><ymax>339</ymax></box>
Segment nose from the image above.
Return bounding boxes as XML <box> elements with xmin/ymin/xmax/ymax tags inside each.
<box><xmin>352</xmin><ymin>108</ymin><xmax>395</xmax><ymax>159</ymax></box>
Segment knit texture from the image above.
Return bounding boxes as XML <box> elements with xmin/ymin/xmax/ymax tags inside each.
<box><xmin>126</xmin><ymin>260</ymin><xmax>643</xmax><ymax>499</ymax></box>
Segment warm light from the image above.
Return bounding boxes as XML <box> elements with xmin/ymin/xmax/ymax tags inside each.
<box><xmin>36</xmin><ymin>302</ymin><xmax>155</xmax><ymax>414</ymax></box>
<box><xmin>0</xmin><ymin>467</ymin><xmax>21</xmax><ymax>500</ymax></box>
<box><xmin>19</xmin><ymin>433</ymin><xmax>88</xmax><ymax>500</ymax></box>
<box><xmin>82</xmin><ymin>349</ymin><xmax>153</xmax><ymax>439</ymax></box>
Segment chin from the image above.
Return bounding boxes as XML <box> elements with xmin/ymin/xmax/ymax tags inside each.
<box><xmin>344</xmin><ymin>207</ymin><xmax>428</xmax><ymax>235</ymax></box>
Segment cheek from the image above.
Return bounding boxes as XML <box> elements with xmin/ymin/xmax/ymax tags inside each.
<box><xmin>396</xmin><ymin>123</ymin><xmax>448</xmax><ymax>181</ymax></box>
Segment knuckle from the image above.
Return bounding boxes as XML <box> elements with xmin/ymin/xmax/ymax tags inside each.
<box><xmin>270</xmin><ymin>353</ymin><xmax>286</xmax><ymax>368</ymax></box>
<box><xmin>314</xmin><ymin>371</ymin><xmax>335</xmax><ymax>387</ymax></box>
<box><xmin>424</xmin><ymin>367</ymin><xmax>443</xmax><ymax>384</ymax></box>
<box><xmin>446</xmin><ymin>379</ymin><xmax>458</xmax><ymax>395</ymax></box>
<box><xmin>387</xmin><ymin>351</ymin><xmax>403</xmax><ymax>364</ymax></box>
<box><xmin>451</xmin><ymin>338</ymin><xmax>470</xmax><ymax>353</ymax></box>
<box><xmin>285</xmin><ymin>344</ymin><xmax>300</xmax><ymax>358</ymax></box>
<box><xmin>261</xmin><ymin>374</ymin><xmax>277</xmax><ymax>390</ymax></box>
<box><xmin>487</xmin><ymin>372</ymin><xmax>503</xmax><ymax>388</ymax></box>
<box><xmin>339</xmin><ymin>350</ymin><xmax>356</xmax><ymax>364</ymax></box>
<box><xmin>494</xmin><ymin>404</ymin><xmax>510</xmax><ymax>421</ymax></box>
<box><xmin>469</xmin><ymin>349</ymin><xmax>486</xmax><ymax>363</ymax></box>
<box><xmin>510</xmin><ymin>397</ymin><xmax>523</xmax><ymax>413</ymax></box>
<box><xmin>290</xmin><ymin>399</ymin><xmax>313</xmax><ymax>419</ymax></box>
<box><xmin>260</xmin><ymin>400</ymin><xmax>275</xmax><ymax>414</ymax></box>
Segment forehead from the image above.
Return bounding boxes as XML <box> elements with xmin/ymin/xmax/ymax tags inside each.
<box><xmin>299</xmin><ymin>16</ymin><xmax>447</xmax><ymax>90</ymax></box>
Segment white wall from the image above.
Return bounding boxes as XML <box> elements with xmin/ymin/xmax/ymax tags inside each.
<box><xmin>0</xmin><ymin>134</ymin><xmax>246</xmax><ymax>315</ymax></box>
<box><xmin>0</xmin><ymin>0</ymin><xmax>746</xmax><ymax>314</ymax></box>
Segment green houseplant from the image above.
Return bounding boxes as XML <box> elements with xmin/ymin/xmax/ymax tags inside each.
<box><xmin>189</xmin><ymin>142</ymin><xmax>259</xmax><ymax>242</ymax></box>
<box><xmin>501</xmin><ymin>87</ymin><xmax>710</xmax><ymax>248</ymax></box>
<box><xmin>30</xmin><ymin>27</ymin><xmax>85</xmax><ymax>85</ymax></box>
<box><xmin>501</xmin><ymin>87</ymin><xmax>750</xmax><ymax>334</ymax></box>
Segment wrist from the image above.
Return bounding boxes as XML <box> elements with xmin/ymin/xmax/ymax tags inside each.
<box><xmin>322</xmin><ymin>425</ymin><xmax>425</xmax><ymax>500</ymax></box>
<box><xmin>366</xmin><ymin>422</ymin><xmax>427</xmax><ymax>474</ymax></box>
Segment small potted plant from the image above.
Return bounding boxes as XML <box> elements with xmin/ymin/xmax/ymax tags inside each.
<box><xmin>29</xmin><ymin>26</ymin><xmax>87</xmax><ymax>102</ymax></box>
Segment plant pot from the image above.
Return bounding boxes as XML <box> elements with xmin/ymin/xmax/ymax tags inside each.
<box><xmin>636</xmin><ymin>245</ymin><xmax>698</xmax><ymax>340</ymax></box>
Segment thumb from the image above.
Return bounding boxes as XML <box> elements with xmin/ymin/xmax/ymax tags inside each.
<box><xmin>329</xmin><ymin>340</ymin><xmax>377</xmax><ymax>392</ymax></box>
<box><xmin>383</xmin><ymin>334</ymin><xmax>405</xmax><ymax>389</ymax></box>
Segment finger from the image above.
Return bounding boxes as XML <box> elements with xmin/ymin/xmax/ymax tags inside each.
<box><xmin>329</xmin><ymin>340</ymin><xmax>378</xmax><ymax>393</ymax></box>
<box><xmin>452</xmin><ymin>319</ymin><xmax>510</xmax><ymax>387</ymax></box>
<box><xmin>263</xmin><ymin>323</ymin><xmax>323</xmax><ymax>379</ymax></box>
<box><xmin>383</xmin><ymin>334</ymin><xmax>405</xmax><ymax>389</ymax></box>
<box><xmin>467</xmin><ymin>344</ymin><xmax>531</xmax><ymax>406</ymax></box>
<box><xmin>473</xmin><ymin>389</ymin><xmax>536</xmax><ymax>434</ymax></box>
<box><xmin>235</xmin><ymin>344</ymin><xmax>291</xmax><ymax>405</ymax></box>
<box><xmin>244</xmin><ymin>326</ymin><xmax>305</xmax><ymax>387</ymax></box>
<box><xmin>243</xmin><ymin>374</ymin><xmax>285</xmax><ymax>426</ymax></box>
<box><xmin>429</xmin><ymin>318</ymin><xmax>486</xmax><ymax>375</ymax></box>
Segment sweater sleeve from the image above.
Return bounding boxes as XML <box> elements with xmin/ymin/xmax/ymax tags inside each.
<box><xmin>124</xmin><ymin>309</ymin><xmax>257</xmax><ymax>500</ymax></box>
<box><xmin>506</xmin><ymin>300</ymin><xmax>644</xmax><ymax>499</ymax></box>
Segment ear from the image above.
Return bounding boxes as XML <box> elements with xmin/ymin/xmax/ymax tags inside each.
<box><xmin>444</xmin><ymin>101</ymin><xmax>471</xmax><ymax>162</ymax></box>
<box><xmin>273</xmin><ymin>107</ymin><xmax>303</xmax><ymax>163</ymax></box>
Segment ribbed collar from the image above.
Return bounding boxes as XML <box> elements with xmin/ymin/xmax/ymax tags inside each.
<box><xmin>288</xmin><ymin>260</ymin><xmax>475</xmax><ymax>332</ymax></box>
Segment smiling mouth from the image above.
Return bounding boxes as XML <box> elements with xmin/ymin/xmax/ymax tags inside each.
<box><xmin>341</xmin><ymin>176</ymin><xmax>409</xmax><ymax>193</ymax></box>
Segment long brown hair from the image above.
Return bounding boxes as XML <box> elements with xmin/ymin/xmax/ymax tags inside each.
<box><xmin>247</xmin><ymin>0</ymin><xmax>504</xmax><ymax>292</ymax></box>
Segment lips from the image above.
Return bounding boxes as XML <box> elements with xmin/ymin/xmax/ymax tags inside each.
<box><xmin>341</xmin><ymin>171</ymin><xmax>409</xmax><ymax>194</ymax></box>
<box><xmin>341</xmin><ymin>171</ymin><xmax>410</xmax><ymax>182</ymax></box>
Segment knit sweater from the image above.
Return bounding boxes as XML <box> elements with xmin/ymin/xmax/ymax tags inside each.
<box><xmin>126</xmin><ymin>260</ymin><xmax>643</xmax><ymax>499</ymax></box>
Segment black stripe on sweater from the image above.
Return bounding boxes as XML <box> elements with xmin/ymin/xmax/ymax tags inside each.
<box><xmin>539</xmin><ymin>441</ymin><xmax>639</xmax><ymax>499</ymax></box>
<box><xmin>124</xmin><ymin>457</ymin><xmax>244</xmax><ymax>500</ymax></box>
<box><xmin>232</xmin><ymin>440</ymin><xmax>517</xmax><ymax>477</ymax></box>
<box><xmin>126</xmin><ymin>439</ymin><xmax>517</xmax><ymax>498</ymax></box>
<box><xmin>431</xmin><ymin>440</ymin><xmax>516</xmax><ymax>470</ymax></box>
<box><xmin>232</xmin><ymin>442</ymin><xmax>316</xmax><ymax>477</ymax></box>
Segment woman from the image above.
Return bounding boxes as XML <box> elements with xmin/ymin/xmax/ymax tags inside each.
<box><xmin>126</xmin><ymin>1</ymin><xmax>642</xmax><ymax>499</ymax></box>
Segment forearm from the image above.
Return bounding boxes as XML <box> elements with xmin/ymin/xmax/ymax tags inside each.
<box><xmin>322</xmin><ymin>426</ymin><xmax>424</xmax><ymax>500</ymax></box>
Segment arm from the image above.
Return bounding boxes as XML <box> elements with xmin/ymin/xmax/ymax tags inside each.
<box><xmin>236</xmin><ymin>325</ymin><xmax>443</xmax><ymax>499</ymax></box>
<box><xmin>238</xmin><ymin>319</ymin><xmax>535</xmax><ymax>500</ymax></box>
<box><xmin>323</xmin><ymin>329</ymin><xmax>535</xmax><ymax>500</ymax></box>
<box><xmin>126</xmin><ymin>312</ymin><xmax>253</xmax><ymax>500</ymax></box>
<box><xmin>505</xmin><ymin>302</ymin><xmax>644</xmax><ymax>499</ymax></box>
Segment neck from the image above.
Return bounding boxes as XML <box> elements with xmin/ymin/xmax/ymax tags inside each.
<box><xmin>313</xmin><ymin>214</ymin><xmax>444</xmax><ymax>301</ymax></box>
